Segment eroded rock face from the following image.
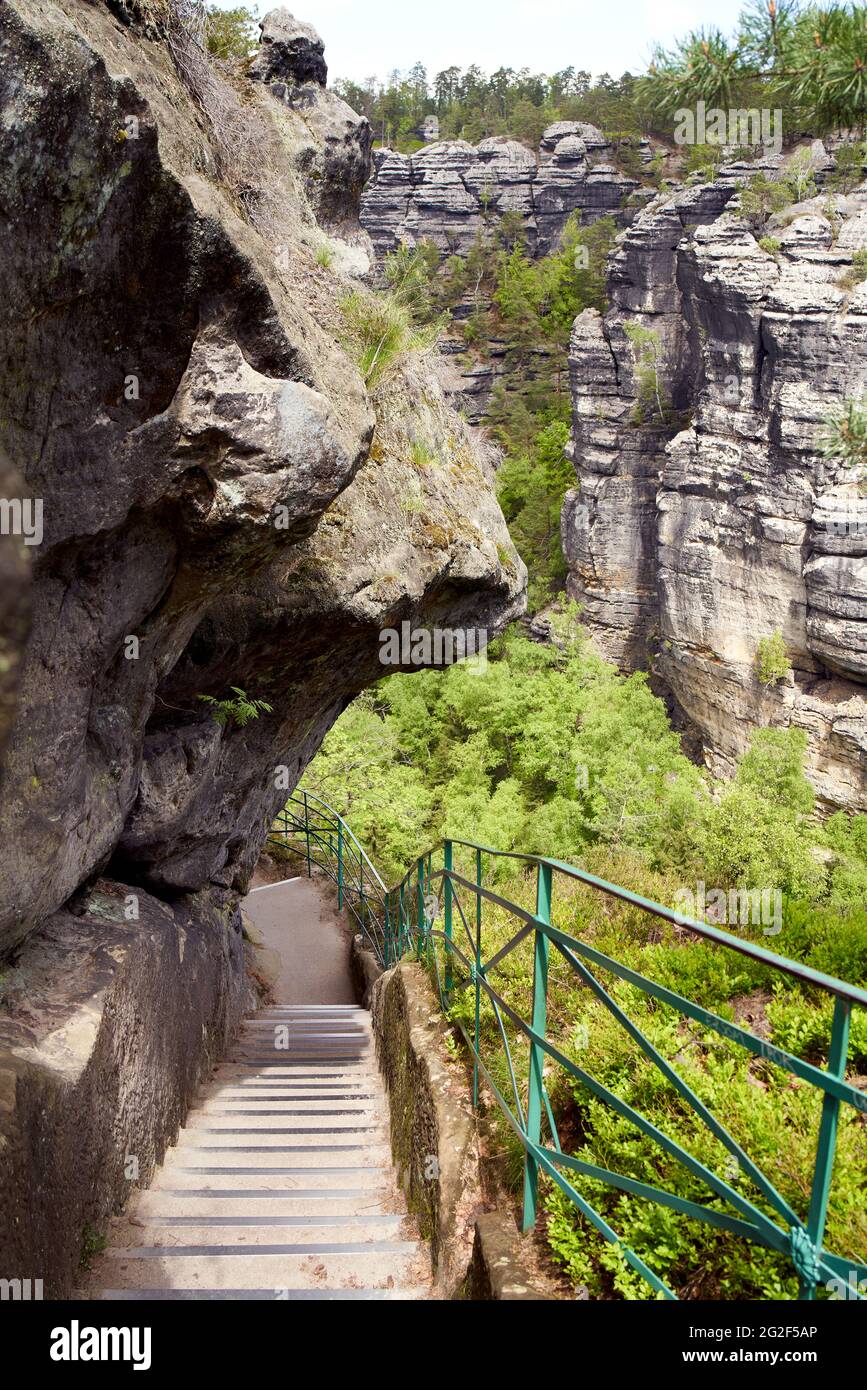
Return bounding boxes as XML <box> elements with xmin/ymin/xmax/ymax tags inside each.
<box><xmin>0</xmin><ymin>0</ymin><xmax>524</xmax><ymax>1293</ymax></box>
<box><xmin>360</xmin><ymin>123</ymin><xmax>655</xmax><ymax>419</ymax></box>
<box><xmin>0</xmin><ymin>454</ymin><xmax>30</xmax><ymax>782</ymax></box>
<box><xmin>0</xmin><ymin>0</ymin><xmax>525</xmax><ymax>954</ymax></box>
<box><xmin>250</xmin><ymin>8</ymin><xmax>372</xmax><ymax>229</ymax></box>
<box><xmin>564</xmin><ymin>167</ymin><xmax>867</xmax><ymax>811</ymax></box>
<box><xmin>361</xmin><ymin>124</ymin><xmax>648</xmax><ymax>265</ymax></box>
<box><xmin>250</xmin><ymin>7</ymin><xmax>327</xmax><ymax>86</ymax></box>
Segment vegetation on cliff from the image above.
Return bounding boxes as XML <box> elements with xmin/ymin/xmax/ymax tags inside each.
<box><xmin>304</xmin><ymin>618</ymin><xmax>867</xmax><ymax>1299</ymax></box>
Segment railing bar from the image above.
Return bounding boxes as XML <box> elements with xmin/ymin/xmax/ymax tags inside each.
<box><xmin>460</xmin><ymin>1022</ymin><xmax>676</xmax><ymax>1300</ymax></box>
<box><xmin>537</xmin><ymin>1147</ymin><xmax>783</xmax><ymax>1250</ymax></box>
<box><xmin>484</xmin><ymin>920</ymin><xmax>535</xmax><ymax>974</ymax></box>
<box><xmin>471</xmin><ymin>970</ymin><xmax>787</xmax><ymax>1249</ymax></box>
<box><xmin>542</xmin><ymin>1087</ymin><xmax>561</xmax><ymax>1154</ymax></box>
<box><xmin>552</xmin><ymin>937</ymin><xmax>800</xmax><ymax>1230</ymax></box>
<box><xmin>489</xmin><ymin>993</ymin><xmax>527</xmax><ymax>1130</ymax></box>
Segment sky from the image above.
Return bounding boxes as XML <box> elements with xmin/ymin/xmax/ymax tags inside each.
<box><xmin>222</xmin><ymin>0</ymin><xmax>744</xmax><ymax>85</ymax></box>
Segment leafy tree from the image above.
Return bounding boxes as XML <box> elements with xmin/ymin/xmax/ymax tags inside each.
<box><xmin>755</xmin><ymin>630</ymin><xmax>791</xmax><ymax>686</ymax></box>
<box><xmin>623</xmin><ymin>321</ymin><xmax>670</xmax><ymax>424</ymax></box>
<box><xmin>205</xmin><ymin>5</ymin><xmax>259</xmax><ymax>61</ymax></box>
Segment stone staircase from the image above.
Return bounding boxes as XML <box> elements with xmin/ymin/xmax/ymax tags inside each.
<box><xmin>86</xmin><ymin>1005</ymin><xmax>431</xmax><ymax>1300</ymax></box>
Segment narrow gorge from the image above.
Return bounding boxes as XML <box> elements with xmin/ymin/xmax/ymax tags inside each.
<box><xmin>1</xmin><ymin>0</ymin><xmax>865</xmax><ymax>1321</ymax></box>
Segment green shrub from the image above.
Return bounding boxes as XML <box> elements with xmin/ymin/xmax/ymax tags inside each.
<box><xmin>758</xmin><ymin>235</ymin><xmax>782</xmax><ymax>258</ymax></box>
<box><xmin>828</xmin><ymin>141</ymin><xmax>867</xmax><ymax>194</ymax></box>
<box><xmin>737</xmin><ymin>176</ymin><xmax>800</xmax><ymax>234</ymax></box>
<box><xmin>819</xmin><ymin>394</ymin><xmax>867</xmax><ymax>474</ymax></box>
<box><xmin>338</xmin><ymin>288</ymin><xmax>441</xmax><ymax>389</ymax></box>
<box><xmin>755</xmin><ymin>630</ymin><xmax>790</xmax><ymax>687</ymax></box>
<box><xmin>205</xmin><ymin>5</ymin><xmax>258</xmax><ymax>60</ymax></box>
<box><xmin>198</xmin><ymin>687</ymin><xmax>273</xmax><ymax>727</ymax></box>
<box><xmin>836</xmin><ymin>247</ymin><xmax>867</xmax><ymax>291</ymax></box>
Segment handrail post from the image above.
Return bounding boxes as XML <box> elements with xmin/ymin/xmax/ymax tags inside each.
<box><xmin>416</xmin><ymin>856</ymin><xmax>424</xmax><ymax>961</ymax></box>
<box><xmin>303</xmin><ymin>791</ymin><xmax>311</xmax><ymax>878</ymax></box>
<box><xmin>473</xmin><ymin>847</ymin><xmax>482</xmax><ymax>1109</ymax></box>
<box><xmin>443</xmin><ymin>840</ymin><xmax>453</xmax><ymax>995</ymax></box>
<box><xmin>360</xmin><ymin>858</ymin><xmax>365</xmax><ymax>940</ymax></box>
<box><xmin>522</xmin><ymin>860</ymin><xmax>552</xmax><ymax>1232</ymax></box>
<box><xmin>337</xmin><ymin>819</ymin><xmax>343</xmax><ymax>910</ymax></box>
<box><xmin>384</xmin><ymin>893</ymin><xmax>391</xmax><ymax>968</ymax></box>
<box><xmin>800</xmin><ymin>996</ymin><xmax>851</xmax><ymax>1299</ymax></box>
<box><xmin>398</xmin><ymin>882</ymin><xmax>404</xmax><ymax>959</ymax></box>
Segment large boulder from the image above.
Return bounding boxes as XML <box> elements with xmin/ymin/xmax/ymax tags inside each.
<box><xmin>249</xmin><ymin>8</ymin><xmax>328</xmax><ymax>86</ymax></box>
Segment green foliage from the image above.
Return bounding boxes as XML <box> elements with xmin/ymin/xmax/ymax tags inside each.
<box><xmin>737</xmin><ymin>174</ymin><xmax>801</xmax><ymax>233</ymax></box>
<box><xmin>819</xmin><ymin>393</ymin><xmax>867</xmax><ymax>472</ymax></box>
<box><xmin>828</xmin><ymin>139</ymin><xmax>867</xmax><ymax>191</ymax></box>
<box><xmin>204</xmin><ymin>5</ymin><xmax>258</xmax><ymax>61</ymax></box>
<box><xmin>837</xmin><ymin>245</ymin><xmax>867</xmax><ymax>289</ymax></box>
<box><xmin>496</xmin><ymin>417</ymin><xmax>573</xmax><ymax>610</ymax></box>
<box><xmin>197</xmin><ymin>687</ymin><xmax>273</xmax><ymax>727</ymax></box>
<box><xmin>338</xmin><ymin>286</ymin><xmax>441</xmax><ymax>388</ymax></box>
<box><xmin>758</xmin><ymin>235</ymin><xmax>782</xmax><ymax>257</ymax></box>
<box><xmin>640</xmin><ymin>1</ymin><xmax>867</xmax><ymax>136</ymax></box>
<box><xmin>755</xmin><ymin>630</ymin><xmax>791</xmax><ymax>686</ymax></box>
<box><xmin>623</xmin><ymin>321</ymin><xmax>672</xmax><ymax>425</ymax></box>
<box><xmin>684</xmin><ymin>142</ymin><xmax>725</xmax><ymax>182</ymax></box>
<box><xmin>303</xmin><ymin>625</ymin><xmax>859</xmax><ymax>911</ymax></box>
<box><xmin>383</xmin><ymin>240</ymin><xmax>443</xmax><ymax>322</ymax></box>
<box><xmin>334</xmin><ymin>67</ymin><xmax>652</xmax><ymax>154</ymax></box>
<box><xmin>80</xmin><ymin>1224</ymin><xmax>108</xmax><ymax>1271</ymax></box>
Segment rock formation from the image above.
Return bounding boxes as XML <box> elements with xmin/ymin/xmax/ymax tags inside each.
<box><xmin>360</xmin><ymin>124</ymin><xmax>657</xmax><ymax>420</ymax></box>
<box><xmin>360</xmin><ymin>124</ymin><xmax>652</xmax><ymax>263</ymax></box>
<box><xmin>564</xmin><ymin>164</ymin><xmax>867</xmax><ymax>812</ymax></box>
<box><xmin>250</xmin><ymin>7</ymin><xmax>373</xmax><ymax>230</ymax></box>
<box><xmin>0</xmin><ymin>0</ymin><xmax>524</xmax><ymax>1292</ymax></box>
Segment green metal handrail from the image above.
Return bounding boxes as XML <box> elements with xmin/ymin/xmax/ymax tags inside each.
<box><xmin>269</xmin><ymin>791</ymin><xmax>390</xmax><ymax>964</ymax></box>
<box><xmin>271</xmin><ymin>795</ymin><xmax>867</xmax><ymax>1301</ymax></box>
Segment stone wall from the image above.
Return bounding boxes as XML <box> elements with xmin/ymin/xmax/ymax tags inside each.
<box><xmin>0</xmin><ymin>882</ymin><xmax>247</xmax><ymax>1296</ymax></box>
<box><xmin>370</xmin><ymin>962</ymin><xmax>480</xmax><ymax>1294</ymax></box>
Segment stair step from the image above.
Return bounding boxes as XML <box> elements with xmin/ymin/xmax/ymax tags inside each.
<box><xmin>135</xmin><ymin>1192</ymin><xmax>395</xmax><ymax>1218</ymax></box>
<box><xmin>182</xmin><ymin>1113</ymin><xmax>387</xmax><ymax>1134</ymax></box>
<box><xmin>190</xmin><ymin>1101</ymin><xmax>385</xmax><ymax>1115</ymax></box>
<box><xmin>96</xmin><ymin>1246</ymin><xmax>427</xmax><ymax>1290</ymax></box>
<box><xmin>161</xmin><ymin>1141</ymin><xmax>392</xmax><ymax>1165</ymax></box>
<box><xmin>168</xmin><ymin>1139</ymin><xmax>392</xmax><ymax>1155</ymax></box>
<box><xmin>114</xmin><ymin>1218</ymin><xmax>409</xmax><ymax>1246</ymax></box>
<box><xmin>151</xmin><ymin>1173</ymin><xmax>393</xmax><ymax>1195</ymax></box>
<box><xmin>96</xmin><ymin>1287</ymin><xmax>425</xmax><ymax>1301</ymax></box>
<box><xmin>200</xmin><ymin>1084</ymin><xmax>377</xmax><ymax>1095</ymax></box>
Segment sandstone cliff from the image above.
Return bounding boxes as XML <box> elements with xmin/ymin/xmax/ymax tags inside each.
<box><xmin>359</xmin><ymin>124</ymin><xmax>659</xmax><ymax>420</ymax></box>
<box><xmin>563</xmin><ymin>163</ymin><xmax>866</xmax><ymax>812</ymax></box>
<box><xmin>360</xmin><ymin>123</ymin><xmax>653</xmax><ymax>264</ymax></box>
<box><xmin>0</xmin><ymin>0</ymin><xmax>524</xmax><ymax>1291</ymax></box>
